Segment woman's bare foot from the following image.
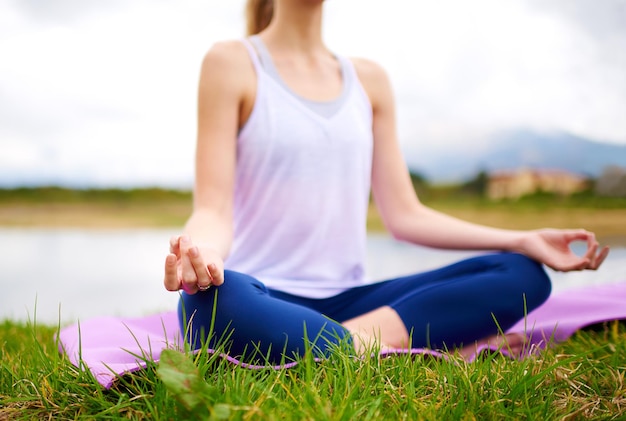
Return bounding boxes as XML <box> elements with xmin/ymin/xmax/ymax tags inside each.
<box><xmin>342</xmin><ymin>306</ymin><xmax>410</xmax><ymax>355</ymax></box>
<box><xmin>348</xmin><ymin>330</ymin><xmax>397</xmax><ymax>355</ymax></box>
<box><xmin>457</xmin><ymin>332</ymin><xmax>527</xmax><ymax>360</ymax></box>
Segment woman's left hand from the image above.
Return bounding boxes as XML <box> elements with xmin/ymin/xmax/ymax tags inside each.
<box><xmin>517</xmin><ymin>229</ymin><xmax>610</xmax><ymax>272</ymax></box>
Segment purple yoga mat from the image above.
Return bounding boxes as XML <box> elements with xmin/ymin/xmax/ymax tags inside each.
<box><xmin>58</xmin><ymin>282</ymin><xmax>626</xmax><ymax>389</ymax></box>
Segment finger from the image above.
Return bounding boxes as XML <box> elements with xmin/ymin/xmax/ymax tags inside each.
<box><xmin>557</xmin><ymin>259</ymin><xmax>589</xmax><ymax>272</ymax></box>
<box><xmin>179</xmin><ymin>236</ymin><xmax>198</xmax><ymax>291</ymax></box>
<box><xmin>164</xmin><ymin>253</ymin><xmax>181</xmax><ymax>291</ymax></box>
<box><xmin>188</xmin><ymin>246</ymin><xmax>212</xmax><ymax>290</ymax></box>
<box><xmin>589</xmin><ymin>246</ymin><xmax>610</xmax><ymax>270</ymax></box>
<box><xmin>208</xmin><ymin>263</ymin><xmax>224</xmax><ymax>286</ymax></box>
<box><xmin>563</xmin><ymin>229</ymin><xmax>592</xmax><ymax>243</ymax></box>
<box><xmin>585</xmin><ymin>231</ymin><xmax>597</xmax><ymax>250</ymax></box>
<box><xmin>169</xmin><ymin>235</ymin><xmax>181</xmax><ymax>256</ymax></box>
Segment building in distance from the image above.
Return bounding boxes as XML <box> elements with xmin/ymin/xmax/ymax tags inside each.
<box><xmin>487</xmin><ymin>168</ymin><xmax>589</xmax><ymax>200</ymax></box>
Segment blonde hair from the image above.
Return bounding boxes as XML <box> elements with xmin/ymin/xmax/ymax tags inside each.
<box><xmin>245</xmin><ymin>0</ymin><xmax>274</xmax><ymax>36</ymax></box>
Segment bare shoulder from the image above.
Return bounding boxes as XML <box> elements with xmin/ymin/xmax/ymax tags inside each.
<box><xmin>349</xmin><ymin>57</ymin><xmax>393</xmax><ymax>108</ymax></box>
<box><xmin>203</xmin><ymin>40</ymin><xmax>249</xmax><ymax>64</ymax></box>
<box><xmin>199</xmin><ymin>39</ymin><xmax>254</xmax><ymax>82</ymax></box>
<box><xmin>350</xmin><ymin>57</ymin><xmax>391</xmax><ymax>87</ymax></box>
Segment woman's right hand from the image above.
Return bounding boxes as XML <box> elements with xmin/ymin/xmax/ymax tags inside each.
<box><xmin>163</xmin><ymin>235</ymin><xmax>225</xmax><ymax>294</ymax></box>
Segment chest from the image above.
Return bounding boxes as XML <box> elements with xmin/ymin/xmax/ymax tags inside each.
<box><xmin>272</xmin><ymin>58</ymin><xmax>343</xmax><ymax>102</ymax></box>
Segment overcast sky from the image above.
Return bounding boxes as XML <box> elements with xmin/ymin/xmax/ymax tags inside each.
<box><xmin>1</xmin><ymin>0</ymin><xmax>625</xmax><ymax>187</ymax></box>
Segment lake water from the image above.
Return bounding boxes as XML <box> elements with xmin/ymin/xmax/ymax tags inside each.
<box><xmin>1</xmin><ymin>228</ymin><xmax>624</xmax><ymax>325</ymax></box>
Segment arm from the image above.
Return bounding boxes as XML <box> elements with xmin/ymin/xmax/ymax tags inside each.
<box><xmin>353</xmin><ymin>59</ymin><xmax>609</xmax><ymax>272</ymax></box>
<box><xmin>164</xmin><ymin>41</ymin><xmax>254</xmax><ymax>293</ymax></box>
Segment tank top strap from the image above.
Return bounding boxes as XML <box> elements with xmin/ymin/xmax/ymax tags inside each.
<box><xmin>240</xmin><ymin>37</ymin><xmax>263</xmax><ymax>73</ymax></box>
<box><xmin>336</xmin><ymin>55</ymin><xmax>355</xmax><ymax>82</ymax></box>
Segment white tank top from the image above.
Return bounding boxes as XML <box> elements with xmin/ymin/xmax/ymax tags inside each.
<box><xmin>223</xmin><ymin>37</ymin><xmax>373</xmax><ymax>298</ymax></box>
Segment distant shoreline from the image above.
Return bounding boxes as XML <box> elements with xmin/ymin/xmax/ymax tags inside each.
<box><xmin>1</xmin><ymin>201</ymin><xmax>625</xmax><ymax>246</ymax></box>
<box><xmin>2</xmin><ymin>186</ymin><xmax>625</xmax><ymax>245</ymax></box>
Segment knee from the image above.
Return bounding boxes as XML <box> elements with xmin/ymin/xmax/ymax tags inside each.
<box><xmin>506</xmin><ymin>253</ymin><xmax>552</xmax><ymax>311</ymax></box>
<box><xmin>179</xmin><ymin>270</ymin><xmax>266</xmax><ymax>315</ymax></box>
<box><xmin>178</xmin><ymin>270</ymin><xmax>260</xmax><ymax>315</ymax></box>
<box><xmin>178</xmin><ymin>270</ymin><xmax>267</xmax><ymax>349</ymax></box>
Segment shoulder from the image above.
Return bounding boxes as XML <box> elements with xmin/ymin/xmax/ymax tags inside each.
<box><xmin>194</xmin><ymin>40</ymin><xmax>256</xmax><ymax>101</ymax></box>
<box><xmin>203</xmin><ymin>40</ymin><xmax>249</xmax><ymax>64</ymax></box>
<box><xmin>350</xmin><ymin>57</ymin><xmax>389</xmax><ymax>84</ymax></box>
<box><xmin>349</xmin><ymin>57</ymin><xmax>394</xmax><ymax>109</ymax></box>
<box><xmin>199</xmin><ymin>40</ymin><xmax>254</xmax><ymax>80</ymax></box>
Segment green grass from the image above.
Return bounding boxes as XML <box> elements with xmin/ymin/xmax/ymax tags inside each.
<box><xmin>0</xmin><ymin>186</ymin><xmax>192</xmax><ymax>204</ymax></box>
<box><xmin>1</xmin><ymin>319</ymin><xmax>625</xmax><ymax>420</ymax></box>
<box><xmin>2</xmin><ymin>186</ymin><xmax>625</xmax><ymax>208</ymax></box>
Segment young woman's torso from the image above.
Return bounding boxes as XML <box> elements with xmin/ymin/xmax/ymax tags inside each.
<box><xmin>222</xmin><ymin>36</ymin><xmax>376</xmax><ymax>298</ymax></box>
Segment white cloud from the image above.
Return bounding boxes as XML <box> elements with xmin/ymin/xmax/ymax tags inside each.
<box><xmin>0</xmin><ymin>0</ymin><xmax>625</xmax><ymax>186</ymax></box>
<box><xmin>0</xmin><ymin>0</ymin><xmax>246</xmax><ymax>187</ymax></box>
<box><xmin>330</xmin><ymin>0</ymin><xmax>626</xmax><ymax>146</ymax></box>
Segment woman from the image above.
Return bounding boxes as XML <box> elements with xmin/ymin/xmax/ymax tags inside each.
<box><xmin>163</xmin><ymin>0</ymin><xmax>609</xmax><ymax>363</ymax></box>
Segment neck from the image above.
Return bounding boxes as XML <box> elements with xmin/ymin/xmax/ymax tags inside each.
<box><xmin>262</xmin><ymin>0</ymin><xmax>325</xmax><ymax>52</ymax></box>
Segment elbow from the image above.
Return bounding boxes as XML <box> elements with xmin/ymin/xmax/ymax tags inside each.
<box><xmin>383</xmin><ymin>212</ymin><xmax>413</xmax><ymax>242</ymax></box>
<box><xmin>382</xmin><ymin>201</ymin><xmax>427</xmax><ymax>243</ymax></box>
<box><xmin>388</xmin><ymin>223</ymin><xmax>412</xmax><ymax>243</ymax></box>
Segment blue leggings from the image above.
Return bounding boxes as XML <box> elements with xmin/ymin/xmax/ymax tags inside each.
<box><xmin>178</xmin><ymin>252</ymin><xmax>551</xmax><ymax>363</ymax></box>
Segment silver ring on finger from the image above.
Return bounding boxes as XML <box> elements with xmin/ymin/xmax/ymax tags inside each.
<box><xmin>198</xmin><ymin>283</ymin><xmax>211</xmax><ymax>291</ymax></box>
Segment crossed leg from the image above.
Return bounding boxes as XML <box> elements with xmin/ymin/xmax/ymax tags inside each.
<box><xmin>331</xmin><ymin>253</ymin><xmax>551</xmax><ymax>357</ymax></box>
<box><xmin>342</xmin><ymin>306</ymin><xmax>528</xmax><ymax>358</ymax></box>
<box><xmin>180</xmin><ymin>253</ymin><xmax>551</xmax><ymax>363</ymax></box>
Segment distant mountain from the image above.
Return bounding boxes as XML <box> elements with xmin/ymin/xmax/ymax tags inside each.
<box><xmin>408</xmin><ymin>129</ymin><xmax>626</xmax><ymax>183</ymax></box>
